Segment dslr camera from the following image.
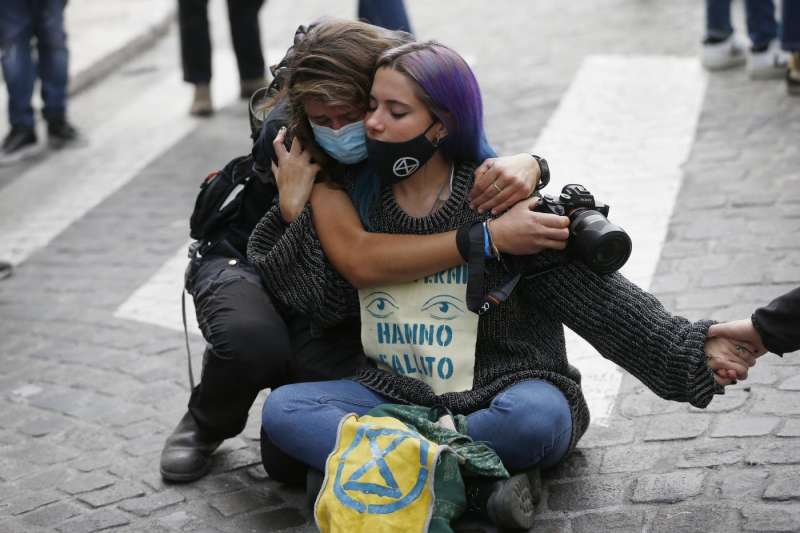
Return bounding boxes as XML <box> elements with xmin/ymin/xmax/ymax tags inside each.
<box><xmin>533</xmin><ymin>184</ymin><xmax>632</xmax><ymax>274</ymax></box>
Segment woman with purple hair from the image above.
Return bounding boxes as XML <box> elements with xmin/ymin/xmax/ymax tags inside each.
<box><xmin>248</xmin><ymin>40</ymin><xmax>751</xmax><ymax>529</ymax></box>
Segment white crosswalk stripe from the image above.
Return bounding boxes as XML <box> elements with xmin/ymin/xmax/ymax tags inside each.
<box><xmin>533</xmin><ymin>55</ymin><xmax>707</xmax><ymax>425</ymax></box>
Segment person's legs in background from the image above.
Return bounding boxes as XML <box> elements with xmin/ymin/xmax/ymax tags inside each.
<box><xmin>743</xmin><ymin>0</ymin><xmax>787</xmax><ymax>79</ymax></box>
<box><xmin>226</xmin><ymin>0</ymin><xmax>267</xmax><ymax>100</ymax></box>
<box><xmin>0</xmin><ymin>0</ymin><xmax>38</xmax><ymax>159</ymax></box>
<box><xmin>36</xmin><ymin>0</ymin><xmax>79</xmax><ymax>148</ymax></box>
<box><xmin>357</xmin><ymin>0</ymin><xmax>413</xmax><ymax>33</ymax></box>
<box><xmin>702</xmin><ymin>0</ymin><xmax>747</xmax><ymax>70</ymax></box>
<box><xmin>783</xmin><ymin>0</ymin><xmax>800</xmax><ymax>95</ymax></box>
<box><xmin>178</xmin><ymin>0</ymin><xmax>213</xmax><ymax>116</ymax></box>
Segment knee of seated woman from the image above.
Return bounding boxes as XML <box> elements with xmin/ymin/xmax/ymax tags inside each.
<box><xmin>261</xmin><ymin>386</ymin><xmax>295</xmax><ymax>440</ymax></box>
<box><xmin>501</xmin><ymin>381</ymin><xmax>572</xmax><ymax>439</ymax></box>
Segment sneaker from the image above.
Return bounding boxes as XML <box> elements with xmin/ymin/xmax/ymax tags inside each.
<box><xmin>1</xmin><ymin>126</ymin><xmax>38</xmax><ymax>162</ymax></box>
<box><xmin>190</xmin><ymin>84</ymin><xmax>213</xmax><ymax>117</ymax></box>
<box><xmin>788</xmin><ymin>52</ymin><xmax>800</xmax><ymax>96</ymax></box>
<box><xmin>702</xmin><ymin>34</ymin><xmax>746</xmax><ymax>71</ymax></box>
<box><xmin>47</xmin><ymin>119</ymin><xmax>80</xmax><ymax>149</ymax></box>
<box><xmin>465</xmin><ymin>467</ymin><xmax>541</xmax><ymax>530</ymax></box>
<box><xmin>748</xmin><ymin>40</ymin><xmax>790</xmax><ymax>79</ymax></box>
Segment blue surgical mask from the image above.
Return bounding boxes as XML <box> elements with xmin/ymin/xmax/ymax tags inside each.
<box><xmin>310</xmin><ymin>120</ymin><xmax>368</xmax><ymax>164</ymax></box>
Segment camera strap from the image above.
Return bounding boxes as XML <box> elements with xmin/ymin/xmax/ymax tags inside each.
<box><xmin>466</xmin><ymin>222</ymin><xmax>522</xmax><ymax>315</ymax></box>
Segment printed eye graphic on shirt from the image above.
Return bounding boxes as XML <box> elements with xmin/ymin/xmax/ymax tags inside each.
<box><xmin>358</xmin><ymin>264</ymin><xmax>478</xmax><ymax>395</ymax></box>
<box><xmin>364</xmin><ymin>291</ymin><xmax>400</xmax><ymax>319</ymax></box>
<box><xmin>420</xmin><ymin>295</ymin><xmax>465</xmax><ymax>321</ymax></box>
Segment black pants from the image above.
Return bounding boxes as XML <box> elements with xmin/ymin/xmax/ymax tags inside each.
<box><xmin>177</xmin><ymin>0</ymin><xmax>266</xmax><ymax>84</ymax></box>
<box><xmin>186</xmin><ymin>254</ymin><xmax>364</xmax><ymax>441</ymax></box>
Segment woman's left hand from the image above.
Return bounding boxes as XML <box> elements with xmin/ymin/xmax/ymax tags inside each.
<box><xmin>704</xmin><ymin>336</ymin><xmax>759</xmax><ymax>385</ymax></box>
<box><xmin>469</xmin><ymin>153</ymin><xmax>540</xmax><ymax>214</ymax></box>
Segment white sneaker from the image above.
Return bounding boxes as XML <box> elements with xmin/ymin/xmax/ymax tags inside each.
<box><xmin>748</xmin><ymin>39</ymin><xmax>790</xmax><ymax>79</ymax></box>
<box><xmin>702</xmin><ymin>34</ymin><xmax>747</xmax><ymax>71</ymax></box>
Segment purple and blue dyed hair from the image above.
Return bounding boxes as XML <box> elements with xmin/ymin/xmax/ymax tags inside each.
<box><xmin>375</xmin><ymin>41</ymin><xmax>497</xmax><ymax>163</ymax></box>
<box><xmin>354</xmin><ymin>41</ymin><xmax>497</xmax><ymax>225</ymax></box>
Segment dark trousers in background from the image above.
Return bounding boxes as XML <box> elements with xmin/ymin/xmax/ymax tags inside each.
<box><xmin>357</xmin><ymin>0</ymin><xmax>413</xmax><ymax>33</ymax></box>
<box><xmin>784</xmin><ymin>0</ymin><xmax>800</xmax><ymax>51</ymax></box>
<box><xmin>186</xmin><ymin>254</ymin><xmax>365</xmax><ymax>441</ymax></box>
<box><xmin>705</xmin><ymin>0</ymin><xmax>778</xmax><ymax>48</ymax></box>
<box><xmin>178</xmin><ymin>0</ymin><xmax>266</xmax><ymax>84</ymax></box>
<box><xmin>0</xmin><ymin>0</ymin><xmax>69</xmax><ymax>129</ymax></box>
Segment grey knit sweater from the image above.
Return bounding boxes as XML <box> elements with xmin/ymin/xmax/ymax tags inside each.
<box><xmin>247</xmin><ymin>161</ymin><xmax>722</xmax><ymax>453</ymax></box>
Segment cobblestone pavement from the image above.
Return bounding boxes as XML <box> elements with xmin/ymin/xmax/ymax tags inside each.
<box><xmin>1</xmin><ymin>1</ymin><xmax>799</xmax><ymax>532</ymax></box>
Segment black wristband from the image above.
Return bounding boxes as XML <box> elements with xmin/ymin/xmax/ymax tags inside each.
<box><xmin>456</xmin><ymin>222</ymin><xmax>476</xmax><ymax>262</ymax></box>
<box><xmin>531</xmin><ymin>154</ymin><xmax>550</xmax><ymax>191</ymax></box>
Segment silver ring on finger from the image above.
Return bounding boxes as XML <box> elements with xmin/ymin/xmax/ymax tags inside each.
<box><xmin>492</xmin><ymin>181</ymin><xmax>503</xmax><ymax>193</ymax></box>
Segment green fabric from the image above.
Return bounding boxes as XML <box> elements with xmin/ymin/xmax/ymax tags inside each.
<box><xmin>367</xmin><ymin>404</ymin><xmax>508</xmax><ymax>533</ymax></box>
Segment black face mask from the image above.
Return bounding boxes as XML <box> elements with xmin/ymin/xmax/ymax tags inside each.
<box><xmin>366</xmin><ymin>122</ymin><xmax>441</xmax><ymax>185</ymax></box>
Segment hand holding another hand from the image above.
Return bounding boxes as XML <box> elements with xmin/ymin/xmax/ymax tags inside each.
<box><xmin>704</xmin><ymin>335</ymin><xmax>759</xmax><ymax>386</ymax></box>
<box><xmin>708</xmin><ymin>319</ymin><xmax>768</xmax><ymax>357</ymax></box>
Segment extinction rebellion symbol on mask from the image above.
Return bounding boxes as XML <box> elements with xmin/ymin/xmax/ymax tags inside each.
<box><xmin>392</xmin><ymin>157</ymin><xmax>420</xmax><ymax>177</ymax></box>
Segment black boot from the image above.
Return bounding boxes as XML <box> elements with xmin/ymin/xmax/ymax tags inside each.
<box><xmin>465</xmin><ymin>467</ymin><xmax>541</xmax><ymax>530</ymax></box>
<box><xmin>160</xmin><ymin>411</ymin><xmax>222</xmax><ymax>482</ymax></box>
<box><xmin>305</xmin><ymin>468</ymin><xmax>324</xmax><ymax>511</ymax></box>
<box><xmin>259</xmin><ymin>426</ymin><xmax>307</xmax><ymax>485</ymax></box>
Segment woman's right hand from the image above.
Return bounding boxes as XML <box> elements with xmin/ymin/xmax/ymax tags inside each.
<box><xmin>488</xmin><ymin>197</ymin><xmax>570</xmax><ymax>255</ymax></box>
<box><xmin>273</xmin><ymin>127</ymin><xmax>321</xmax><ymax>223</ymax></box>
<box><xmin>705</xmin><ymin>336</ymin><xmax>758</xmax><ymax>385</ymax></box>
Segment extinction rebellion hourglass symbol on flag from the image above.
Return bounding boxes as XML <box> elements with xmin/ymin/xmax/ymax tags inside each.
<box><xmin>332</xmin><ymin>425</ymin><xmax>430</xmax><ymax>514</ymax></box>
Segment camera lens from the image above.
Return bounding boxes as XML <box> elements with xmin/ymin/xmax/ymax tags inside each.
<box><xmin>569</xmin><ymin>210</ymin><xmax>632</xmax><ymax>274</ymax></box>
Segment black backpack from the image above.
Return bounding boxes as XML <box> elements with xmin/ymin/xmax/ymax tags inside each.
<box><xmin>189</xmin><ymin>154</ymin><xmax>256</xmax><ymax>242</ymax></box>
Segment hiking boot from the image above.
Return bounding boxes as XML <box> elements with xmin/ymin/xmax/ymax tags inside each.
<box><xmin>240</xmin><ymin>77</ymin><xmax>268</xmax><ymax>100</ymax></box>
<box><xmin>47</xmin><ymin>119</ymin><xmax>80</xmax><ymax>149</ymax></box>
<box><xmin>465</xmin><ymin>467</ymin><xmax>541</xmax><ymax>530</ymax></box>
<box><xmin>160</xmin><ymin>411</ymin><xmax>222</xmax><ymax>482</ymax></box>
<box><xmin>788</xmin><ymin>52</ymin><xmax>800</xmax><ymax>96</ymax></box>
<box><xmin>701</xmin><ymin>34</ymin><xmax>746</xmax><ymax>71</ymax></box>
<box><xmin>1</xmin><ymin>126</ymin><xmax>37</xmax><ymax>162</ymax></box>
<box><xmin>190</xmin><ymin>84</ymin><xmax>213</xmax><ymax>117</ymax></box>
<box><xmin>748</xmin><ymin>39</ymin><xmax>789</xmax><ymax>80</ymax></box>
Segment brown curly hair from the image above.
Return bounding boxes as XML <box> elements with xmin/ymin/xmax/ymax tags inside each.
<box><xmin>280</xmin><ymin>19</ymin><xmax>412</xmax><ymax>173</ymax></box>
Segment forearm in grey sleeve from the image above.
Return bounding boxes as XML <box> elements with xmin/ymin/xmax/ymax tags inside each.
<box><xmin>247</xmin><ymin>205</ymin><xmax>356</xmax><ymax>325</ymax></box>
<box><xmin>522</xmin><ymin>261</ymin><xmax>721</xmax><ymax>408</ymax></box>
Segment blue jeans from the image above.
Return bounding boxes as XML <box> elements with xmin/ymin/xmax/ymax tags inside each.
<box><xmin>358</xmin><ymin>0</ymin><xmax>413</xmax><ymax>33</ymax></box>
<box><xmin>706</xmin><ymin>0</ymin><xmax>778</xmax><ymax>48</ymax></box>
<box><xmin>262</xmin><ymin>378</ymin><xmax>572</xmax><ymax>473</ymax></box>
<box><xmin>0</xmin><ymin>0</ymin><xmax>68</xmax><ymax>129</ymax></box>
<box><xmin>783</xmin><ymin>1</ymin><xmax>800</xmax><ymax>52</ymax></box>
